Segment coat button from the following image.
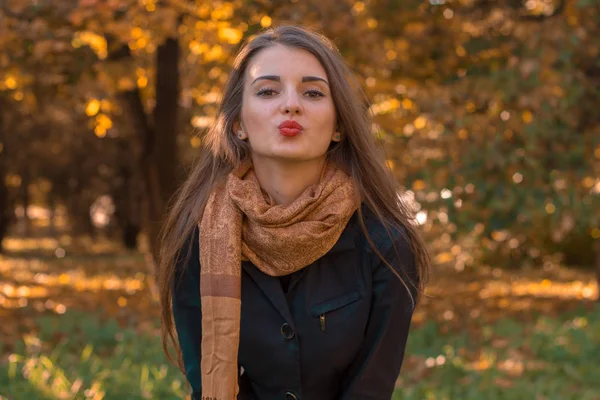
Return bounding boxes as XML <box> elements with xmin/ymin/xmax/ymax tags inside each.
<box><xmin>284</xmin><ymin>391</ymin><xmax>298</xmax><ymax>400</ymax></box>
<box><xmin>280</xmin><ymin>323</ymin><xmax>295</xmax><ymax>340</ymax></box>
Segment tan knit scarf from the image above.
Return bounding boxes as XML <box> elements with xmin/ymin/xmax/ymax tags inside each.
<box><xmin>198</xmin><ymin>159</ymin><xmax>358</xmax><ymax>399</ymax></box>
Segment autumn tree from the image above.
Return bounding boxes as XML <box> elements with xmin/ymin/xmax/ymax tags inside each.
<box><xmin>2</xmin><ymin>0</ymin><xmax>598</xmax><ymax>298</ymax></box>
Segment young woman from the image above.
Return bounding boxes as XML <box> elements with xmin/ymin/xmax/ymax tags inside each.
<box><xmin>157</xmin><ymin>25</ymin><xmax>430</xmax><ymax>400</ymax></box>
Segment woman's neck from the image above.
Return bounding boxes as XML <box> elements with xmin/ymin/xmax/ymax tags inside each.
<box><xmin>251</xmin><ymin>157</ymin><xmax>326</xmax><ymax>206</ymax></box>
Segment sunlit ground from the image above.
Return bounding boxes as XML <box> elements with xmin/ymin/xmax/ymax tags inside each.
<box><xmin>0</xmin><ymin>228</ymin><xmax>598</xmax><ymax>399</ymax></box>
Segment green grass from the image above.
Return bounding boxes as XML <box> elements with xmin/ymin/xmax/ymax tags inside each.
<box><xmin>395</xmin><ymin>305</ymin><xmax>600</xmax><ymax>400</ymax></box>
<box><xmin>0</xmin><ymin>310</ymin><xmax>188</xmax><ymax>400</ymax></box>
<box><xmin>2</xmin><ymin>306</ymin><xmax>600</xmax><ymax>400</ymax></box>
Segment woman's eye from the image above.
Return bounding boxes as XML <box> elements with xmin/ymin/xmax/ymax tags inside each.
<box><xmin>305</xmin><ymin>89</ymin><xmax>325</xmax><ymax>98</ymax></box>
<box><xmin>256</xmin><ymin>88</ymin><xmax>277</xmax><ymax>97</ymax></box>
<box><xmin>256</xmin><ymin>88</ymin><xmax>325</xmax><ymax>98</ymax></box>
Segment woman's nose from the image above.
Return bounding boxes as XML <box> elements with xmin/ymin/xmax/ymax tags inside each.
<box><xmin>280</xmin><ymin>91</ymin><xmax>302</xmax><ymax>115</ymax></box>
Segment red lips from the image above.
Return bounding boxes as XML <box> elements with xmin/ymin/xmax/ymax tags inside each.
<box><xmin>278</xmin><ymin>120</ymin><xmax>303</xmax><ymax>137</ymax></box>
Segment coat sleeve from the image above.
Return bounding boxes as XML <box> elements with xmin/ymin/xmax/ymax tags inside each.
<box><xmin>338</xmin><ymin>226</ymin><xmax>419</xmax><ymax>400</ymax></box>
<box><xmin>172</xmin><ymin>226</ymin><xmax>203</xmax><ymax>399</ymax></box>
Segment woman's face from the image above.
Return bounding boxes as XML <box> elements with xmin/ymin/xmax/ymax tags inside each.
<box><xmin>238</xmin><ymin>45</ymin><xmax>338</xmax><ymax>164</ymax></box>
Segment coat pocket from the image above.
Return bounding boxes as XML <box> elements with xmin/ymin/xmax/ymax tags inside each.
<box><xmin>310</xmin><ymin>291</ymin><xmax>361</xmax><ymax>332</ymax></box>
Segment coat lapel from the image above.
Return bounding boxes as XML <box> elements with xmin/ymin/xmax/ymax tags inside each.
<box><xmin>241</xmin><ymin>212</ymin><xmax>358</xmax><ymax>324</ymax></box>
<box><xmin>242</xmin><ymin>261</ymin><xmax>294</xmax><ymax>323</ymax></box>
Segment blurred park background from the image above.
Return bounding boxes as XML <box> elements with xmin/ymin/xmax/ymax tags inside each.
<box><xmin>1</xmin><ymin>0</ymin><xmax>600</xmax><ymax>399</ymax></box>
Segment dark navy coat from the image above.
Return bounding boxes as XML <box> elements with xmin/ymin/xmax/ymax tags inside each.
<box><xmin>172</xmin><ymin>205</ymin><xmax>418</xmax><ymax>400</ymax></box>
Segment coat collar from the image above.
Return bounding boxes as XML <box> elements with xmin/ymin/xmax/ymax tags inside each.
<box><xmin>242</xmin><ymin>262</ymin><xmax>293</xmax><ymax>323</ymax></box>
<box><xmin>327</xmin><ymin>212</ymin><xmax>358</xmax><ymax>254</ymax></box>
<box><xmin>242</xmin><ymin>212</ymin><xmax>358</xmax><ymax>323</ymax></box>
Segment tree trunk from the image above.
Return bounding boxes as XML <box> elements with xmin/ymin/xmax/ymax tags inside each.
<box><xmin>0</xmin><ymin>166</ymin><xmax>9</xmax><ymax>254</ymax></box>
<box><xmin>0</xmin><ymin>109</ymin><xmax>9</xmax><ymax>253</ymax></box>
<box><xmin>113</xmin><ymin>139</ymin><xmax>141</xmax><ymax>250</ymax></box>
<box><xmin>147</xmin><ymin>36</ymin><xmax>180</xmax><ymax>262</ymax></box>
<box><xmin>0</xmin><ymin>106</ymin><xmax>4</xmax><ymax>250</ymax></box>
<box><xmin>118</xmin><ymin>36</ymin><xmax>180</xmax><ymax>270</ymax></box>
<box><xmin>20</xmin><ymin>167</ymin><xmax>30</xmax><ymax>236</ymax></box>
<box><xmin>48</xmin><ymin>192</ymin><xmax>57</xmax><ymax>237</ymax></box>
<box><xmin>595</xmin><ymin>236</ymin><xmax>600</xmax><ymax>303</ymax></box>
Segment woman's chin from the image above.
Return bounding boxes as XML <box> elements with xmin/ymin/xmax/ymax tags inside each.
<box><xmin>263</xmin><ymin>146</ymin><xmax>319</xmax><ymax>162</ymax></box>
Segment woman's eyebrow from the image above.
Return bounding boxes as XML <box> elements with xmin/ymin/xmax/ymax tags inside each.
<box><xmin>301</xmin><ymin>76</ymin><xmax>329</xmax><ymax>85</ymax></box>
<box><xmin>251</xmin><ymin>75</ymin><xmax>329</xmax><ymax>86</ymax></box>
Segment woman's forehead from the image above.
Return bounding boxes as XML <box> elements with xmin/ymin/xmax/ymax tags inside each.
<box><xmin>245</xmin><ymin>45</ymin><xmax>328</xmax><ymax>82</ymax></box>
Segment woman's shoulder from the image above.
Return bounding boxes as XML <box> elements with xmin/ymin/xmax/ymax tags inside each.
<box><xmin>358</xmin><ymin>204</ymin><xmax>418</xmax><ymax>289</ymax></box>
<box><xmin>358</xmin><ymin>203</ymin><xmax>409</xmax><ymax>253</ymax></box>
<box><xmin>173</xmin><ymin>225</ymin><xmax>201</xmax><ymax>303</ymax></box>
<box><xmin>174</xmin><ymin>225</ymin><xmax>201</xmax><ymax>277</ymax></box>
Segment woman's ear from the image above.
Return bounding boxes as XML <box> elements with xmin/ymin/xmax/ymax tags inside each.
<box><xmin>331</xmin><ymin>122</ymin><xmax>342</xmax><ymax>142</ymax></box>
<box><xmin>233</xmin><ymin>121</ymin><xmax>247</xmax><ymax>140</ymax></box>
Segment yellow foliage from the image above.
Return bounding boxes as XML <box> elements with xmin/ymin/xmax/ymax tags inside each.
<box><xmin>197</xmin><ymin>4</ymin><xmax>210</xmax><ymax>18</ymax></box>
<box><xmin>412</xmin><ymin>179</ymin><xmax>426</xmax><ymax>191</ymax></box>
<box><xmin>118</xmin><ymin>77</ymin><xmax>135</xmax><ymax>91</ymax></box>
<box><xmin>137</xmin><ymin>76</ymin><xmax>148</xmax><ymax>88</ymax></box>
<box><xmin>551</xmin><ymin>86</ymin><xmax>564</xmax><ymax>97</ymax></box>
<box><xmin>4</xmin><ymin>76</ymin><xmax>17</xmax><ymax>89</ymax></box>
<box><xmin>58</xmin><ymin>274</ymin><xmax>70</xmax><ymax>285</ymax></box>
<box><xmin>189</xmin><ymin>40</ymin><xmax>208</xmax><ymax>55</ymax></box>
<box><xmin>211</xmin><ymin>8</ymin><xmax>222</xmax><ymax>20</ymax></box>
<box><xmin>491</xmin><ymin>230</ymin><xmax>508</xmax><ymax>241</ymax></box>
<box><xmin>204</xmin><ymin>45</ymin><xmax>223</xmax><ymax>62</ymax></box>
<box><xmin>118</xmin><ymin>296</ymin><xmax>128</xmax><ymax>307</ymax></box>
<box><xmin>397</xmin><ymin>39</ymin><xmax>409</xmax><ymax>51</ymax></box>
<box><xmin>435</xmin><ymin>252</ymin><xmax>454</xmax><ymax>264</ymax></box>
<box><xmin>222</xmin><ymin>3</ymin><xmax>234</xmax><ymax>19</ymax></box>
<box><xmin>96</xmin><ymin>114</ymin><xmax>113</xmax><ymax>130</ymax></box>
<box><xmin>545</xmin><ymin>203</ymin><xmax>555</xmax><ymax>214</ymax></box>
<box><xmin>414</xmin><ymin>116</ymin><xmax>427</xmax><ymax>129</ymax></box>
<box><xmin>353</xmin><ymin>2</ymin><xmax>366</xmax><ymax>13</ymax></box>
<box><xmin>404</xmin><ymin>22</ymin><xmax>426</xmax><ymax>34</ymax></box>
<box><xmin>131</xmin><ymin>27</ymin><xmax>144</xmax><ymax>39</ymax></box>
<box><xmin>218</xmin><ymin>27</ymin><xmax>243</xmax><ymax>45</ymax></box>
<box><xmin>458</xmin><ymin>129</ymin><xmax>468</xmax><ymax>139</ymax></box>
<box><xmin>190</xmin><ymin>136</ymin><xmax>201</xmax><ymax>148</ymax></box>
<box><xmin>402</xmin><ymin>98</ymin><xmax>413</xmax><ymax>109</ymax></box>
<box><xmin>260</xmin><ymin>16</ymin><xmax>272</xmax><ymax>28</ymax></box>
<box><xmin>94</xmin><ymin>126</ymin><xmax>107</xmax><ymax>138</ymax></box>
<box><xmin>581</xmin><ymin>176</ymin><xmax>594</xmax><ymax>188</ymax></box>
<box><xmin>85</xmin><ymin>99</ymin><xmax>101</xmax><ymax>117</ymax></box>
<box><xmin>100</xmin><ymin>100</ymin><xmax>113</xmax><ymax>113</ymax></box>
<box><xmin>522</xmin><ymin>110</ymin><xmax>534</xmax><ymax>124</ymax></box>
<box><xmin>145</xmin><ymin>0</ymin><xmax>156</xmax><ymax>12</ymax></box>
<box><xmin>370</xmin><ymin>98</ymin><xmax>400</xmax><ymax>115</ymax></box>
<box><xmin>5</xmin><ymin>174</ymin><xmax>22</xmax><ymax>188</ymax></box>
<box><xmin>540</xmin><ymin>279</ymin><xmax>551</xmax><ymax>287</ymax></box>
<box><xmin>73</xmin><ymin>31</ymin><xmax>107</xmax><ymax>59</ymax></box>
<box><xmin>129</xmin><ymin>34</ymin><xmax>149</xmax><ymax>51</ymax></box>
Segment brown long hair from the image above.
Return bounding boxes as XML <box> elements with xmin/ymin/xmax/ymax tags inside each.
<box><xmin>157</xmin><ymin>25</ymin><xmax>431</xmax><ymax>370</ymax></box>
